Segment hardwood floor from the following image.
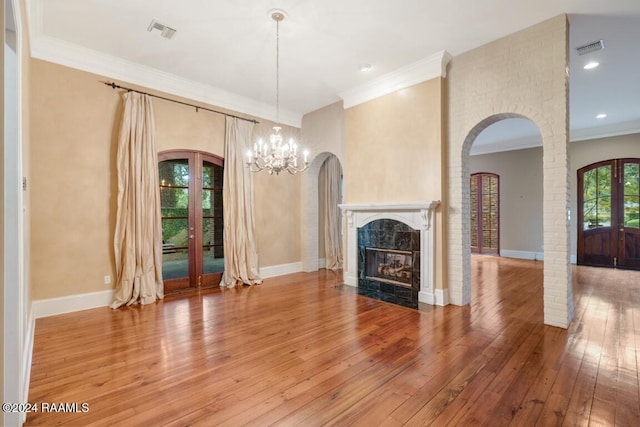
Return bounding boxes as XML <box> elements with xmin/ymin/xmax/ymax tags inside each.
<box><xmin>25</xmin><ymin>257</ymin><xmax>640</xmax><ymax>426</ymax></box>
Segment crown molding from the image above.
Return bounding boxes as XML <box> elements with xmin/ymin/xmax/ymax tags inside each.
<box><xmin>26</xmin><ymin>0</ymin><xmax>302</xmax><ymax>127</ymax></box>
<box><xmin>470</xmin><ymin>135</ymin><xmax>543</xmax><ymax>155</ymax></box>
<box><xmin>570</xmin><ymin>119</ymin><xmax>640</xmax><ymax>143</ymax></box>
<box><xmin>339</xmin><ymin>50</ymin><xmax>452</xmax><ymax>109</ymax></box>
<box><xmin>470</xmin><ymin>119</ymin><xmax>640</xmax><ymax>155</ymax></box>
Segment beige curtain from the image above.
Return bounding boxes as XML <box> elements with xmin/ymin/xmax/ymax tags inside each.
<box><xmin>320</xmin><ymin>155</ymin><xmax>343</xmax><ymax>270</ymax></box>
<box><xmin>111</xmin><ymin>92</ymin><xmax>164</xmax><ymax>308</ymax></box>
<box><xmin>220</xmin><ymin>117</ymin><xmax>262</xmax><ymax>287</ymax></box>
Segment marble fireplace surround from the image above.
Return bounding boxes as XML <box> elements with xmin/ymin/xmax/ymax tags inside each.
<box><xmin>339</xmin><ymin>202</ymin><xmax>441</xmax><ymax>305</ymax></box>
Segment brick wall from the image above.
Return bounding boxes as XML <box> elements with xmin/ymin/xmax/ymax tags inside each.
<box><xmin>446</xmin><ymin>15</ymin><xmax>573</xmax><ymax>328</ymax></box>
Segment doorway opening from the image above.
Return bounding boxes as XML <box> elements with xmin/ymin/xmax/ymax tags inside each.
<box><xmin>159</xmin><ymin>150</ymin><xmax>224</xmax><ymax>292</ymax></box>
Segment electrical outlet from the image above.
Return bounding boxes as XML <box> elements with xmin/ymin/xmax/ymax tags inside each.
<box><xmin>104</xmin><ymin>275</ymin><xmax>111</xmax><ymax>285</ymax></box>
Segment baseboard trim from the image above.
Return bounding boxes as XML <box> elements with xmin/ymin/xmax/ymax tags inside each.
<box><xmin>500</xmin><ymin>250</ymin><xmax>544</xmax><ymax>261</ymax></box>
<box><xmin>501</xmin><ymin>250</ymin><xmax>578</xmax><ymax>264</ymax></box>
<box><xmin>259</xmin><ymin>262</ymin><xmax>303</xmax><ymax>279</ymax></box>
<box><xmin>22</xmin><ymin>310</ymin><xmax>35</xmax><ymax>411</ymax></box>
<box><xmin>32</xmin><ymin>263</ymin><xmax>306</xmax><ymax>319</ymax></box>
<box><xmin>418</xmin><ymin>291</ymin><xmax>435</xmax><ymax>305</ymax></box>
<box><xmin>33</xmin><ymin>290</ymin><xmax>115</xmax><ymax>319</ymax></box>
<box><xmin>435</xmin><ymin>288</ymin><xmax>449</xmax><ymax>306</ymax></box>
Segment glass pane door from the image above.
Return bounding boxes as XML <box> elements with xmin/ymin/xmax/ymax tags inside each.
<box><xmin>159</xmin><ymin>158</ymin><xmax>193</xmax><ymax>292</ymax></box>
<box><xmin>620</xmin><ymin>160</ymin><xmax>640</xmax><ymax>268</ymax></box>
<box><xmin>159</xmin><ymin>151</ymin><xmax>225</xmax><ymax>292</ymax></box>
<box><xmin>200</xmin><ymin>160</ymin><xmax>224</xmax><ymax>287</ymax></box>
<box><xmin>576</xmin><ymin>159</ymin><xmax>640</xmax><ymax>268</ymax></box>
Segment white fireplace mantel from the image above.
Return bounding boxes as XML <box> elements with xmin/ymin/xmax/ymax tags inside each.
<box><xmin>339</xmin><ymin>201</ymin><xmax>442</xmax><ymax>306</ymax></box>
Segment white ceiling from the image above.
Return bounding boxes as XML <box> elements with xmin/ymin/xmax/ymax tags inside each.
<box><xmin>25</xmin><ymin>0</ymin><xmax>640</xmax><ymax>151</ymax></box>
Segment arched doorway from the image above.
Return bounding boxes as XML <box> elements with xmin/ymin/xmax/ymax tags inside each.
<box><xmin>460</xmin><ymin>113</ymin><xmax>550</xmax><ymax>305</ymax></box>
<box><xmin>318</xmin><ymin>154</ymin><xmax>343</xmax><ymax>270</ymax></box>
<box><xmin>300</xmin><ymin>152</ymin><xmax>343</xmax><ymax>272</ymax></box>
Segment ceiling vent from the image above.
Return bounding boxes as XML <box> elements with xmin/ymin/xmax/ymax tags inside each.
<box><xmin>147</xmin><ymin>19</ymin><xmax>176</xmax><ymax>39</ymax></box>
<box><xmin>575</xmin><ymin>39</ymin><xmax>604</xmax><ymax>56</ymax></box>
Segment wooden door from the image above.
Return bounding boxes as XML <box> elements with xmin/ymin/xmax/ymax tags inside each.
<box><xmin>618</xmin><ymin>160</ymin><xmax>640</xmax><ymax>268</ymax></box>
<box><xmin>159</xmin><ymin>150</ymin><xmax>224</xmax><ymax>292</ymax></box>
<box><xmin>578</xmin><ymin>158</ymin><xmax>640</xmax><ymax>269</ymax></box>
<box><xmin>470</xmin><ymin>173</ymin><xmax>500</xmax><ymax>255</ymax></box>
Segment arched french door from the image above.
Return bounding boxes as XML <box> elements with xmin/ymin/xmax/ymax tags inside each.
<box><xmin>470</xmin><ymin>172</ymin><xmax>500</xmax><ymax>255</ymax></box>
<box><xmin>159</xmin><ymin>150</ymin><xmax>224</xmax><ymax>292</ymax></box>
<box><xmin>578</xmin><ymin>158</ymin><xmax>640</xmax><ymax>269</ymax></box>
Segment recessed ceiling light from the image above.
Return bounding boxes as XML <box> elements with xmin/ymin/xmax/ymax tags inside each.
<box><xmin>583</xmin><ymin>62</ymin><xmax>599</xmax><ymax>70</ymax></box>
<box><xmin>359</xmin><ymin>63</ymin><xmax>372</xmax><ymax>72</ymax></box>
<box><xmin>596</xmin><ymin>113</ymin><xmax>607</xmax><ymax>119</ymax></box>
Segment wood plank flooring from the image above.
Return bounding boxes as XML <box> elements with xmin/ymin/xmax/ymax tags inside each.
<box><xmin>25</xmin><ymin>256</ymin><xmax>640</xmax><ymax>426</ymax></box>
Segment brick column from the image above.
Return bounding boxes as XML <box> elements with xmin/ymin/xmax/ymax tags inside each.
<box><xmin>446</xmin><ymin>15</ymin><xmax>573</xmax><ymax>327</ymax></box>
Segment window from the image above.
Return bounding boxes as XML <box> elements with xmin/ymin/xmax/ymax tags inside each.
<box><xmin>470</xmin><ymin>173</ymin><xmax>500</xmax><ymax>255</ymax></box>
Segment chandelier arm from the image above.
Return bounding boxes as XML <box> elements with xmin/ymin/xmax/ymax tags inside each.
<box><xmin>247</xmin><ymin>163</ymin><xmax>265</xmax><ymax>173</ymax></box>
<box><xmin>287</xmin><ymin>163</ymin><xmax>309</xmax><ymax>174</ymax></box>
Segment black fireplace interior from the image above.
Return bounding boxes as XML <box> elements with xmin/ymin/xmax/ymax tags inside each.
<box><xmin>358</xmin><ymin>219</ymin><xmax>420</xmax><ymax>309</ymax></box>
<box><xmin>365</xmin><ymin>248</ymin><xmax>413</xmax><ymax>286</ymax></box>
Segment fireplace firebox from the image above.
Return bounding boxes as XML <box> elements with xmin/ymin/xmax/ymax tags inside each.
<box><xmin>365</xmin><ymin>248</ymin><xmax>413</xmax><ymax>287</ymax></box>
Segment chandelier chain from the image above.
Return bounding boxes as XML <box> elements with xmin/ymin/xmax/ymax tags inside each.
<box><xmin>276</xmin><ymin>17</ymin><xmax>280</xmax><ymax>125</ymax></box>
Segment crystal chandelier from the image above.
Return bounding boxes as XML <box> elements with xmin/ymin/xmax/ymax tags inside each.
<box><xmin>246</xmin><ymin>10</ymin><xmax>309</xmax><ymax>175</ymax></box>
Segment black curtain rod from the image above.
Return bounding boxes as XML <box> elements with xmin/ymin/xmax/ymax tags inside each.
<box><xmin>103</xmin><ymin>81</ymin><xmax>259</xmax><ymax>124</ymax></box>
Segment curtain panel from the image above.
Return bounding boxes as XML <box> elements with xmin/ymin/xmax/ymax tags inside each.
<box><xmin>320</xmin><ymin>155</ymin><xmax>343</xmax><ymax>270</ymax></box>
<box><xmin>220</xmin><ymin>117</ymin><xmax>262</xmax><ymax>287</ymax></box>
<box><xmin>111</xmin><ymin>92</ymin><xmax>164</xmax><ymax>308</ymax></box>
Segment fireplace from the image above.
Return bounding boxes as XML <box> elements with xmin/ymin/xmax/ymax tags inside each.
<box><xmin>340</xmin><ymin>202</ymin><xmax>440</xmax><ymax>308</ymax></box>
<box><xmin>365</xmin><ymin>248</ymin><xmax>414</xmax><ymax>287</ymax></box>
<box><xmin>357</xmin><ymin>219</ymin><xmax>421</xmax><ymax>308</ymax></box>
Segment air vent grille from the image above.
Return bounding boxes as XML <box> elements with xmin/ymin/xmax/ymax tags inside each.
<box><xmin>576</xmin><ymin>39</ymin><xmax>604</xmax><ymax>56</ymax></box>
<box><xmin>147</xmin><ymin>19</ymin><xmax>176</xmax><ymax>39</ymax></box>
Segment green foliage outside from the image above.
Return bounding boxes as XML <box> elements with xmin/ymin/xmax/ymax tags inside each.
<box><xmin>583</xmin><ymin>166</ymin><xmax>611</xmax><ymax>228</ymax></box>
<box><xmin>159</xmin><ymin>159</ymin><xmax>225</xmax><ymax>247</ymax></box>
<box><xmin>583</xmin><ymin>163</ymin><xmax>640</xmax><ymax>229</ymax></box>
<box><xmin>624</xmin><ymin>164</ymin><xmax>640</xmax><ymax>228</ymax></box>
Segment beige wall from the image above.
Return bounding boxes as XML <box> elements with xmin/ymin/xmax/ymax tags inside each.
<box><xmin>569</xmin><ymin>134</ymin><xmax>640</xmax><ymax>258</ymax></box>
<box><xmin>343</xmin><ymin>78</ymin><xmax>447</xmax><ymax>290</ymax></box>
<box><xmin>253</xmin><ymin>170</ymin><xmax>301</xmax><ymax>267</ymax></box>
<box><xmin>470</xmin><ymin>147</ymin><xmax>543</xmax><ymax>254</ymax></box>
<box><xmin>299</xmin><ymin>101</ymin><xmax>344</xmax><ymax>271</ymax></box>
<box><xmin>29</xmin><ymin>59</ymin><xmax>300</xmax><ymax>300</ymax></box>
<box><xmin>302</xmin><ymin>101</ymin><xmax>345</xmax><ymax>165</ymax></box>
<box><xmin>30</xmin><ymin>60</ymin><xmax>119</xmax><ymax>300</ymax></box>
<box><xmin>344</xmin><ymin>79</ymin><xmax>443</xmax><ymax>203</ymax></box>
